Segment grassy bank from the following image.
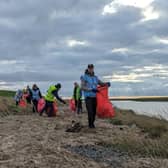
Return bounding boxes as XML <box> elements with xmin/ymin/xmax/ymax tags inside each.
<box><xmin>0</xmin><ymin>94</ymin><xmax>168</xmax><ymax>160</ymax></box>
<box><xmin>0</xmin><ymin>90</ymin><xmax>16</xmax><ymax>97</ymax></box>
<box><xmin>105</xmin><ymin>108</ymin><xmax>168</xmax><ymax>158</ymax></box>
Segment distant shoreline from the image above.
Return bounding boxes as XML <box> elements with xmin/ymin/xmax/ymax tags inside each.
<box><xmin>109</xmin><ymin>96</ymin><xmax>168</xmax><ymax>101</ymax></box>
<box><xmin>0</xmin><ymin>90</ymin><xmax>168</xmax><ymax>101</ymax></box>
<box><xmin>64</xmin><ymin>96</ymin><xmax>168</xmax><ymax>102</ymax></box>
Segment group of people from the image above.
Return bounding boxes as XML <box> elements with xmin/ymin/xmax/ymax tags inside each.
<box><xmin>14</xmin><ymin>84</ymin><xmax>42</xmax><ymax>112</ymax></box>
<box><xmin>14</xmin><ymin>64</ymin><xmax>110</xmax><ymax>128</ymax></box>
<box><xmin>14</xmin><ymin>83</ymin><xmax>66</xmax><ymax>116</ymax></box>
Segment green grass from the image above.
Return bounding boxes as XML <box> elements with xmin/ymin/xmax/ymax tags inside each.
<box><xmin>98</xmin><ymin>138</ymin><xmax>168</xmax><ymax>158</ymax></box>
<box><xmin>0</xmin><ymin>90</ymin><xmax>16</xmax><ymax>97</ymax></box>
<box><xmin>106</xmin><ymin>107</ymin><xmax>168</xmax><ymax>158</ymax></box>
<box><xmin>109</xmin><ymin>108</ymin><xmax>168</xmax><ymax>138</ymax></box>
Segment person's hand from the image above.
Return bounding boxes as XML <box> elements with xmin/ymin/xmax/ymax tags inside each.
<box><xmin>92</xmin><ymin>88</ymin><xmax>99</xmax><ymax>93</ymax></box>
<box><xmin>106</xmin><ymin>82</ymin><xmax>111</xmax><ymax>87</ymax></box>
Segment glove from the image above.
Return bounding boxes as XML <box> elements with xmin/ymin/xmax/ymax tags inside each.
<box><xmin>106</xmin><ymin>82</ymin><xmax>111</xmax><ymax>87</ymax></box>
<box><xmin>91</xmin><ymin>88</ymin><xmax>99</xmax><ymax>93</ymax></box>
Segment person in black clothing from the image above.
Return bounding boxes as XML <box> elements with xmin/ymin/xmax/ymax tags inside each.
<box><xmin>25</xmin><ymin>85</ymin><xmax>32</xmax><ymax>104</ymax></box>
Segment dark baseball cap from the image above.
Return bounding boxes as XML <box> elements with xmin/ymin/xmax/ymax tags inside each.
<box><xmin>56</xmin><ymin>83</ymin><xmax>61</xmax><ymax>89</ymax></box>
<box><xmin>88</xmin><ymin>64</ymin><xmax>94</xmax><ymax>68</ymax></box>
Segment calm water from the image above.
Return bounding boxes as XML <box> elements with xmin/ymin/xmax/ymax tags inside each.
<box><xmin>112</xmin><ymin>101</ymin><xmax>168</xmax><ymax>120</ymax></box>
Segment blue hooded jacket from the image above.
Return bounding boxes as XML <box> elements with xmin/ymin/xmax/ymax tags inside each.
<box><xmin>81</xmin><ymin>74</ymin><xmax>99</xmax><ymax>98</ymax></box>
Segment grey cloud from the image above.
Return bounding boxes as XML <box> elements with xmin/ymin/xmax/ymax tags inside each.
<box><xmin>0</xmin><ymin>0</ymin><xmax>168</xmax><ymax>96</ymax></box>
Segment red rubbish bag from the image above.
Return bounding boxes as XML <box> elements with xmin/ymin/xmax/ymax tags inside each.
<box><xmin>69</xmin><ymin>99</ymin><xmax>76</xmax><ymax>112</ymax></box>
<box><xmin>52</xmin><ymin>101</ymin><xmax>58</xmax><ymax>116</ymax></box>
<box><xmin>19</xmin><ymin>99</ymin><xmax>27</xmax><ymax>108</ymax></box>
<box><xmin>37</xmin><ymin>98</ymin><xmax>46</xmax><ymax>113</ymax></box>
<box><xmin>96</xmin><ymin>86</ymin><xmax>115</xmax><ymax>118</ymax></box>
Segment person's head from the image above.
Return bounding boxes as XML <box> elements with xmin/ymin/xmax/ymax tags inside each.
<box><xmin>74</xmin><ymin>82</ymin><xmax>78</xmax><ymax>87</ymax></box>
<box><xmin>55</xmin><ymin>83</ymin><xmax>61</xmax><ymax>90</ymax></box>
<box><xmin>87</xmin><ymin>64</ymin><xmax>94</xmax><ymax>74</ymax></box>
<box><xmin>32</xmin><ymin>84</ymin><xmax>38</xmax><ymax>90</ymax></box>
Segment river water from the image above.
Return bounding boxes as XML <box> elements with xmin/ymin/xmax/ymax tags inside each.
<box><xmin>112</xmin><ymin>101</ymin><xmax>168</xmax><ymax>120</ymax></box>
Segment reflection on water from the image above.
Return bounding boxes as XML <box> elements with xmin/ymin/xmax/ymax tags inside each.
<box><xmin>112</xmin><ymin>101</ymin><xmax>168</xmax><ymax>120</ymax></box>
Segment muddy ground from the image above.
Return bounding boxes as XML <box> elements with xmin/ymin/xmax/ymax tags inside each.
<box><xmin>0</xmin><ymin>105</ymin><xmax>168</xmax><ymax>168</ymax></box>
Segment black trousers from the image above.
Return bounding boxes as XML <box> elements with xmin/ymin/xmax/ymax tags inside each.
<box><xmin>75</xmin><ymin>99</ymin><xmax>82</xmax><ymax>114</ymax></box>
<box><xmin>26</xmin><ymin>96</ymin><xmax>31</xmax><ymax>104</ymax></box>
<box><xmin>32</xmin><ymin>99</ymin><xmax>38</xmax><ymax>112</ymax></box>
<box><xmin>85</xmin><ymin>97</ymin><xmax>97</xmax><ymax>128</ymax></box>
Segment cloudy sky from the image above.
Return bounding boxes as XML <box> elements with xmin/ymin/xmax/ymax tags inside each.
<box><xmin>0</xmin><ymin>0</ymin><xmax>168</xmax><ymax>96</ymax></box>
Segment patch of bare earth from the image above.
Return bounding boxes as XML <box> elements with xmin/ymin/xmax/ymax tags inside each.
<box><xmin>0</xmin><ymin>105</ymin><xmax>168</xmax><ymax>168</ymax></box>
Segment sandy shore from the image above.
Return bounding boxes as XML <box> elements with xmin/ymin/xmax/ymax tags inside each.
<box><xmin>0</xmin><ymin>104</ymin><xmax>168</xmax><ymax>168</ymax></box>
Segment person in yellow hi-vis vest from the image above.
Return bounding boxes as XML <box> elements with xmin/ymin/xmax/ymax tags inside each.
<box><xmin>40</xmin><ymin>83</ymin><xmax>66</xmax><ymax>117</ymax></box>
<box><xmin>73</xmin><ymin>82</ymin><xmax>82</xmax><ymax>114</ymax></box>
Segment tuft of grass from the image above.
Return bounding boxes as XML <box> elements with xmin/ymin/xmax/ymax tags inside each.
<box><xmin>142</xmin><ymin>125</ymin><xmax>167</xmax><ymax>138</ymax></box>
<box><xmin>0</xmin><ymin>97</ymin><xmax>33</xmax><ymax>117</ymax></box>
<box><xmin>109</xmin><ymin>107</ymin><xmax>168</xmax><ymax>138</ymax></box>
<box><xmin>109</xmin><ymin>118</ymin><xmax>123</xmax><ymax>125</ymax></box>
<box><xmin>105</xmin><ymin>107</ymin><xmax>168</xmax><ymax>158</ymax></box>
<box><xmin>98</xmin><ymin>137</ymin><xmax>168</xmax><ymax>158</ymax></box>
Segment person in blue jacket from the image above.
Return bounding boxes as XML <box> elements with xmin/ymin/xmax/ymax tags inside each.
<box><xmin>81</xmin><ymin>64</ymin><xmax>110</xmax><ymax>128</ymax></box>
<box><xmin>14</xmin><ymin>89</ymin><xmax>23</xmax><ymax>106</ymax></box>
<box><xmin>31</xmin><ymin>84</ymin><xmax>42</xmax><ymax>112</ymax></box>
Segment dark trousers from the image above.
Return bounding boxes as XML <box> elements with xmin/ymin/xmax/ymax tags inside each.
<box><xmin>40</xmin><ymin>101</ymin><xmax>54</xmax><ymax>117</ymax></box>
<box><xmin>32</xmin><ymin>99</ymin><xmax>38</xmax><ymax>112</ymax></box>
<box><xmin>26</xmin><ymin>96</ymin><xmax>31</xmax><ymax>104</ymax></box>
<box><xmin>16</xmin><ymin>101</ymin><xmax>19</xmax><ymax>106</ymax></box>
<box><xmin>75</xmin><ymin>99</ymin><xmax>82</xmax><ymax>114</ymax></box>
<box><xmin>85</xmin><ymin>97</ymin><xmax>97</xmax><ymax>128</ymax></box>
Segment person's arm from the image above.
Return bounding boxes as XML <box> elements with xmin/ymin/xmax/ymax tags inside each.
<box><xmin>39</xmin><ymin>90</ymin><xmax>42</xmax><ymax>98</ymax></box>
<box><xmin>98</xmin><ymin>79</ymin><xmax>106</xmax><ymax>87</ymax></box>
<box><xmin>52</xmin><ymin>90</ymin><xmax>66</xmax><ymax>104</ymax></box>
<box><xmin>97</xmin><ymin>76</ymin><xmax>111</xmax><ymax>87</ymax></box>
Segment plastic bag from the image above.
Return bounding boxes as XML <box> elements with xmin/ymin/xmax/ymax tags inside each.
<box><xmin>52</xmin><ymin>101</ymin><xmax>58</xmax><ymax>116</ymax></box>
<box><xmin>37</xmin><ymin>98</ymin><xmax>46</xmax><ymax>113</ymax></box>
<box><xmin>69</xmin><ymin>99</ymin><xmax>76</xmax><ymax>112</ymax></box>
<box><xmin>19</xmin><ymin>99</ymin><xmax>27</xmax><ymax>108</ymax></box>
<box><xmin>96</xmin><ymin>86</ymin><xmax>115</xmax><ymax>118</ymax></box>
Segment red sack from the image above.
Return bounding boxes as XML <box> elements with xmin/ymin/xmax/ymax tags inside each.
<box><xmin>37</xmin><ymin>98</ymin><xmax>46</xmax><ymax>113</ymax></box>
<box><xmin>23</xmin><ymin>93</ymin><xmax>29</xmax><ymax>99</ymax></box>
<box><xmin>52</xmin><ymin>101</ymin><xmax>58</xmax><ymax>116</ymax></box>
<box><xmin>19</xmin><ymin>99</ymin><xmax>27</xmax><ymax>108</ymax></box>
<box><xmin>96</xmin><ymin>86</ymin><xmax>115</xmax><ymax>118</ymax></box>
<box><xmin>69</xmin><ymin>99</ymin><xmax>76</xmax><ymax>112</ymax></box>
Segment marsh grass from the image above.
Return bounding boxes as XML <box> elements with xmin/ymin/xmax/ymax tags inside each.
<box><xmin>107</xmin><ymin>107</ymin><xmax>168</xmax><ymax>158</ymax></box>
<box><xmin>109</xmin><ymin>108</ymin><xmax>168</xmax><ymax>138</ymax></box>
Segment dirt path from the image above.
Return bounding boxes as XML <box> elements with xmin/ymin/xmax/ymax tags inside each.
<box><xmin>0</xmin><ymin>107</ymin><xmax>167</xmax><ymax>168</ymax></box>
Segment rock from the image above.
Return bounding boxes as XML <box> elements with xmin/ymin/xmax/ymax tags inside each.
<box><xmin>66</xmin><ymin>121</ymin><xmax>83</xmax><ymax>133</ymax></box>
